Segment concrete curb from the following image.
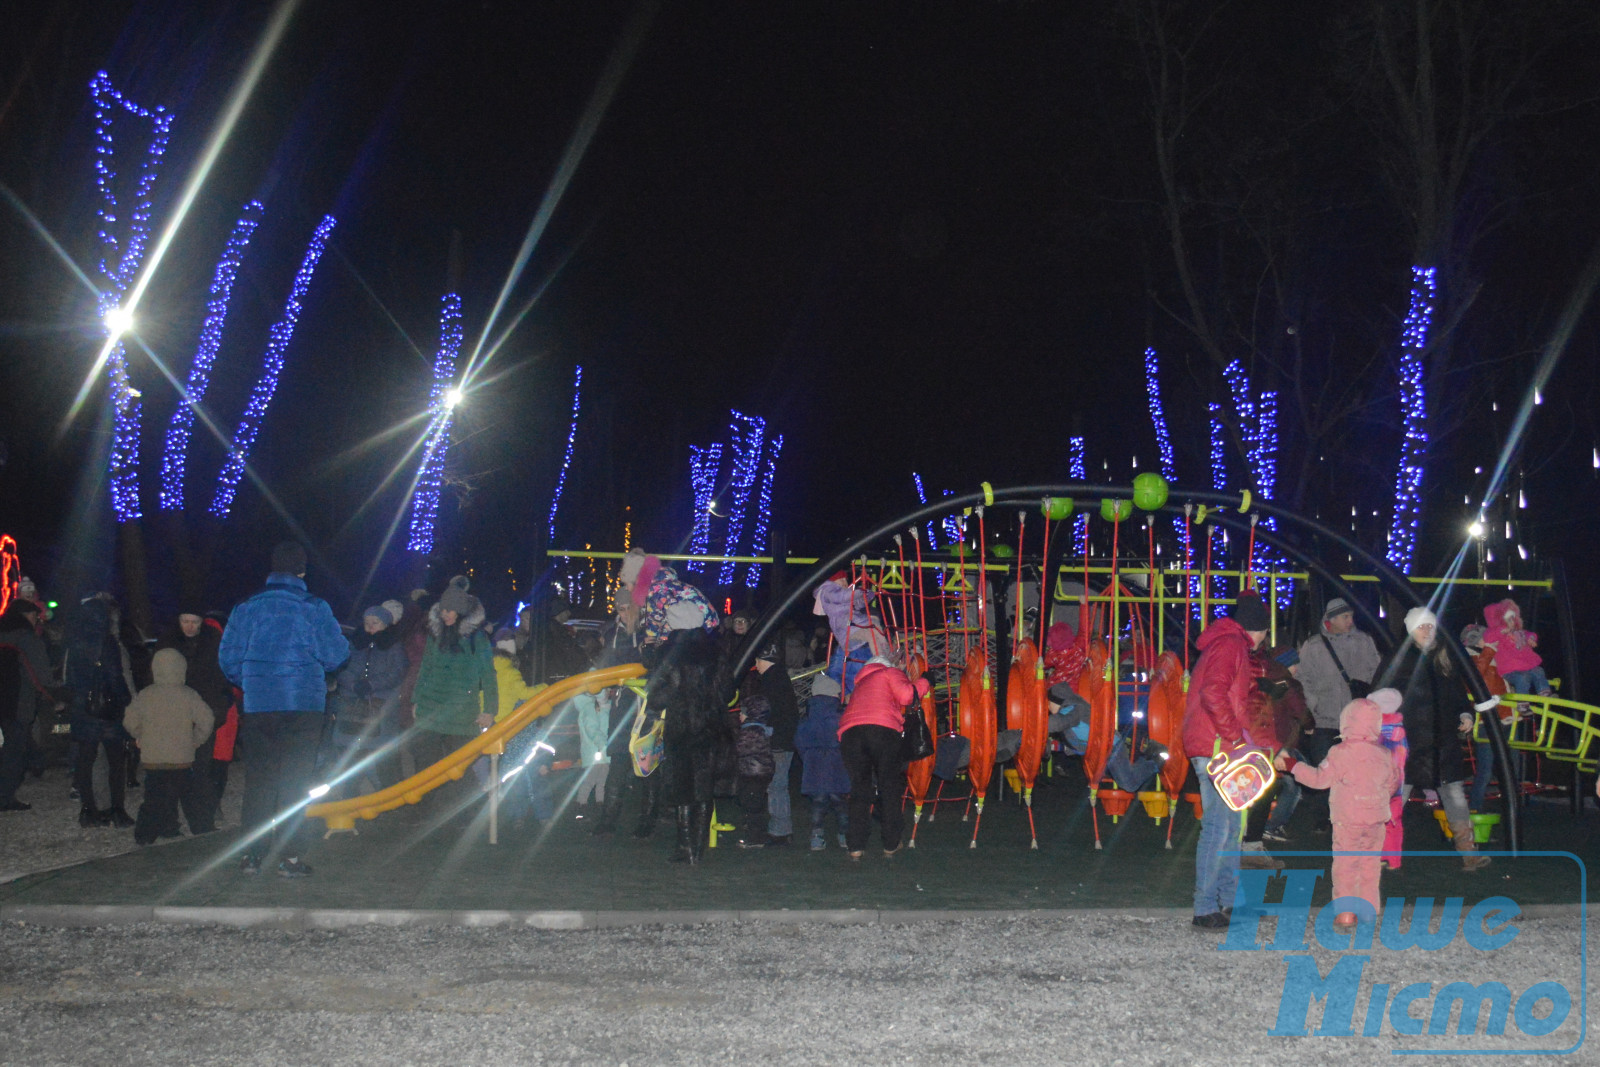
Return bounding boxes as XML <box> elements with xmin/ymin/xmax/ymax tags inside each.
<box><xmin>0</xmin><ymin>901</ymin><xmax>1584</xmax><ymax>930</ymax></box>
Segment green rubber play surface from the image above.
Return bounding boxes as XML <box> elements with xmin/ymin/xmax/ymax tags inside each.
<box><xmin>2</xmin><ymin>768</ymin><xmax>1591</xmax><ymax>913</ymax></box>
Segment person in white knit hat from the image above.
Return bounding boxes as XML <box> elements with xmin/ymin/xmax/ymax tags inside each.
<box><xmin>1377</xmin><ymin>605</ymin><xmax>1489</xmax><ymax>870</ymax></box>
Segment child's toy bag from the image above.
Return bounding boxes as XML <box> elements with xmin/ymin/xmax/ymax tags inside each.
<box><xmin>629</xmin><ymin>699</ymin><xmax>664</xmax><ymax>777</ymax></box>
<box><xmin>1206</xmin><ymin>735</ymin><xmax>1277</xmax><ymax>812</ymax></box>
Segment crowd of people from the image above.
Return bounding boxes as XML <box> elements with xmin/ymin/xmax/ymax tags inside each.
<box><xmin>0</xmin><ymin>536</ymin><xmax>1573</xmax><ymax>909</ymax></box>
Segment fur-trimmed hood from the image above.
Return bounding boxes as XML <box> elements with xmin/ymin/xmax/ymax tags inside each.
<box><xmin>427</xmin><ymin>597</ymin><xmax>486</xmax><ymax>640</ymax></box>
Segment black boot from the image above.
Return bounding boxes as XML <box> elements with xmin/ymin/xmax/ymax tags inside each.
<box><xmin>79</xmin><ymin>805</ymin><xmax>109</xmax><ymax>828</ymax></box>
<box><xmin>107</xmin><ymin>807</ymin><xmax>135</xmax><ymax>828</ymax></box>
<box><xmin>590</xmin><ymin>777</ymin><xmax>626</xmax><ymax>836</ymax></box>
<box><xmin>668</xmin><ymin>805</ymin><xmax>693</xmax><ymax>863</ymax></box>
<box><xmin>689</xmin><ymin>802</ymin><xmax>711</xmax><ymax>865</ymax></box>
<box><xmin>632</xmin><ymin>778</ymin><xmax>661</xmax><ymax>839</ymax></box>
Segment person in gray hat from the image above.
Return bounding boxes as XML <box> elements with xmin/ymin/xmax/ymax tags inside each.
<box><xmin>1292</xmin><ymin>597</ymin><xmax>1379</xmax><ymax>833</ymax></box>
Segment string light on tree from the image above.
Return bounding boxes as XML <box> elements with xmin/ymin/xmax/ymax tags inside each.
<box><xmin>912</xmin><ymin>472</ymin><xmax>939</xmax><ymax>549</ymax></box>
<box><xmin>686</xmin><ymin>443</ymin><xmax>722</xmax><ymax>570</ymax></box>
<box><xmin>745</xmin><ymin>433</ymin><xmax>784</xmax><ymax>587</ymax></box>
<box><xmin>91</xmin><ymin>72</ymin><xmax>174</xmax><ymax>523</ymax></box>
<box><xmin>211</xmin><ymin>215</ymin><xmax>337</xmax><ymax>517</ymax></box>
<box><xmin>719</xmin><ymin>412</ymin><xmax>765</xmax><ymax>585</ymax></box>
<box><xmin>406</xmin><ymin>293</ymin><xmax>465</xmax><ymax>554</ymax></box>
<box><xmin>1069</xmin><ymin>436</ymin><xmax>1087</xmax><ymax>552</ymax></box>
<box><xmin>546</xmin><ymin>364</ymin><xmax>583</xmax><ymax>543</ymax></box>
<box><xmin>1385</xmin><ymin>265</ymin><xmax>1437</xmax><ymax>574</ymax></box>
<box><xmin>159</xmin><ymin>201</ymin><xmax>264</xmax><ymax>511</ymax></box>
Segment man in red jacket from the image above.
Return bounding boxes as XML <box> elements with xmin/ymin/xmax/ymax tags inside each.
<box><xmin>1184</xmin><ymin>593</ymin><xmax>1270</xmax><ymax>929</ymax></box>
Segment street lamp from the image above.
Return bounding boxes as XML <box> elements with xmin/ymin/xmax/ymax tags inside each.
<box><xmin>443</xmin><ymin>386</ymin><xmax>464</xmax><ymax>410</ymax></box>
<box><xmin>103</xmin><ymin>304</ymin><xmax>135</xmax><ymax>338</ymax></box>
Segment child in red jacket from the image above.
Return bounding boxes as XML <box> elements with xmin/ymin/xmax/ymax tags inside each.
<box><xmin>1277</xmin><ymin>697</ymin><xmax>1401</xmax><ymax>930</ymax></box>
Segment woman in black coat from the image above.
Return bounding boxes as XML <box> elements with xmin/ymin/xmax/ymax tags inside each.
<box><xmin>1379</xmin><ymin>607</ymin><xmax>1489</xmax><ymax>870</ymax></box>
<box><xmin>648</xmin><ymin>628</ymin><xmax>732</xmax><ymax>865</ymax></box>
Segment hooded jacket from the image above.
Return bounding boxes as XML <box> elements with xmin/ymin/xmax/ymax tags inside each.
<box><xmin>837</xmin><ymin>662</ymin><xmax>928</xmax><ymax>738</ymax></box>
<box><xmin>413</xmin><ymin>600</ymin><xmax>498</xmax><ymax>736</ymax></box>
<box><xmin>1483</xmin><ymin>599</ymin><xmax>1542</xmax><ymax>675</ymax></box>
<box><xmin>1288</xmin><ymin>698</ymin><xmax>1401</xmax><ymax>826</ymax></box>
<box><xmin>813</xmin><ymin>579</ymin><xmax>885</xmax><ymax>650</ymax></box>
<box><xmin>334</xmin><ymin>627</ymin><xmax>408</xmax><ymax>731</ymax></box>
<box><xmin>123</xmin><ymin>649</ymin><xmax>214</xmax><ymax>768</ymax></box>
<box><xmin>219</xmin><ymin>573</ymin><xmax>350</xmax><ymax>713</ymax></box>
<box><xmin>1181</xmin><ymin>618</ymin><xmax>1263</xmax><ymax>757</ymax></box>
<box><xmin>636</xmin><ymin>564</ymin><xmax>718</xmax><ymax>645</ymax></box>
<box><xmin>795</xmin><ymin>694</ymin><xmax>852</xmax><ymax>795</ymax></box>
<box><xmin>156</xmin><ymin>622</ymin><xmax>232</xmax><ymax>725</ymax></box>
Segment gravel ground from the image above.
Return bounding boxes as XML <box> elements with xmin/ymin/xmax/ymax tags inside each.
<box><xmin>0</xmin><ymin>767</ymin><xmax>243</xmax><ymax>884</ymax></box>
<box><xmin>0</xmin><ymin>911</ymin><xmax>1588</xmax><ymax>1065</ymax></box>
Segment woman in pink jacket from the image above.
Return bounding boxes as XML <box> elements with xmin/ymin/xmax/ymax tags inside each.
<box><xmin>837</xmin><ymin>655</ymin><xmax>929</xmax><ymax>860</ymax></box>
<box><xmin>1277</xmin><ymin>697</ymin><xmax>1401</xmax><ymax>930</ymax></box>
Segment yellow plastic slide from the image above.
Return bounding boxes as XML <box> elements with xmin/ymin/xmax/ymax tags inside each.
<box><xmin>307</xmin><ymin>662</ymin><xmax>646</xmax><ymax>832</ymax></box>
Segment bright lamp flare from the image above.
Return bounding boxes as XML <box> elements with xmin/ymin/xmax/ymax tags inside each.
<box><xmin>443</xmin><ymin>386</ymin><xmax>464</xmax><ymax>410</ymax></box>
<box><xmin>102</xmin><ymin>305</ymin><xmax>135</xmax><ymax>336</ymax></box>
<box><xmin>1467</xmin><ymin>520</ymin><xmax>1486</xmax><ymax>539</ymax></box>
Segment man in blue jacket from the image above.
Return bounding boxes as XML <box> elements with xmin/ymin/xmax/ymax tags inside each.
<box><xmin>219</xmin><ymin>542</ymin><xmax>349</xmax><ymax>877</ymax></box>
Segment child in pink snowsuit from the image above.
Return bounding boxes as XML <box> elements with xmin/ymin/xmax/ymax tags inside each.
<box><xmin>1279</xmin><ymin>698</ymin><xmax>1402</xmax><ymax>924</ymax></box>
<box><xmin>1370</xmin><ymin>688</ymin><xmax>1409</xmax><ymax>870</ymax></box>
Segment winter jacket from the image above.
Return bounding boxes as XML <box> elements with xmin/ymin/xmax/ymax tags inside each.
<box><xmin>638</xmin><ymin>566</ymin><xmax>718</xmax><ymax>645</ymax></box>
<box><xmin>123</xmin><ymin>649</ymin><xmax>214</xmax><ymax>768</ymax></box>
<box><xmin>155</xmin><ymin>623</ymin><xmax>232</xmax><ymax>726</ymax></box>
<box><xmin>737</xmin><ymin>721</ymin><xmax>776</xmax><ymax>779</ymax></box>
<box><xmin>1483</xmin><ymin>600</ymin><xmax>1542</xmax><ymax>675</ymax></box>
<box><xmin>412</xmin><ymin>601</ymin><xmax>497</xmax><ymax>736</ymax></box>
<box><xmin>1245</xmin><ymin>648</ymin><xmax>1309</xmax><ymax>751</ymax></box>
<box><xmin>492</xmin><ymin>654</ymin><xmax>548</xmax><ymax>723</ymax></box>
<box><xmin>813</xmin><ymin>579</ymin><xmax>885</xmax><ymax>650</ymax></box>
<box><xmin>1295</xmin><ymin>626</ymin><xmax>1380</xmax><ymax>729</ymax></box>
<box><xmin>66</xmin><ymin>597</ymin><xmax>131</xmax><ymax>726</ymax></box>
<box><xmin>755</xmin><ymin>663</ymin><xmax>799</xmax><ymax>752</ymax></box>
<box><xmin>334</xmin><ymin>628</ymin><xmax>408</xmax><ymax>732</ymax></box>
<box><xmin>1287</xmin><ymin>698</ymin><xmax>1400</xmax><ymax>827</ymax></box>
<box><xmin>837</xmin><ymin>662</ymin><xmax>928</xmax><ymax>738</ymax></box>
<box><xmin>0</xmin><ymin>609</ymin><xmax>53</xmax><ymax>726</ymax></box>
<box><xmin>795</xmin><ymin>694</ymin><xmax>852</xmax><ymax>795</ymax></box>
<box><xmin>219</xmin><ymin>574</ymin><xmax>350</xmax><ymax>714</ymax></box>
<box><xmin>1380</xmin><ymin>640</ymin><xmax>1470</xmax><ymax>790</ymax></box>
<box><xmin>1181</xmin><ymin>618</ymin><xmax>1262</xmax><ymax>757</ymax></box>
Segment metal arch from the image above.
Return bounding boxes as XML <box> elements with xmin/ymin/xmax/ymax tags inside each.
<box><xmin>733</xmin><ymin>482</ymin><xmax>1522</xmax><ymax>854</ymax></box>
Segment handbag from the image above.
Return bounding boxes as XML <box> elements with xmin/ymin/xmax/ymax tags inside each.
<box><xmin>628</xmin><ymin>700</ymin><xmax>665</xmax><ymax>777</ymax></box>
<box><xmin>1319</xmin><ymin>634</ymin><xmax>1370</xmax><ymax>699</ymax></box>
<box><xmin>900</xmin><ymin>705</ymin><xmax>935</xmax><ymax>761</ymax></box>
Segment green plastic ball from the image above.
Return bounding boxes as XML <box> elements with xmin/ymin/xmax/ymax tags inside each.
<box><xmin>1132</xmin><ymin>472</ymin><xmax>1170</xmax><ymax>511</ymax></box>
<box><xmin>1100</xmin><ymin>498</ymin><xmax>1132</xmax><ymax>522</ymax></box>
<box><xmin>991</xmin><ymin>543</ymin><xmax>1015</xmax><ymax>559</ymax></box>
<box><xmin>1041</xmin><ymin>497</ymin><xmax>1074</xmax><ymax>520</ymax></box>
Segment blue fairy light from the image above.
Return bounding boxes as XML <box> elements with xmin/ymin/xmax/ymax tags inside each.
<box><xmin>406</xmin><ymin>294</ymin><xmax>465</xmax><ymax>554</ymax></box>
<box><xmin>91</xmin><ymin>72</ymin><xmax>174</xmax><ymax>523</ymax></box>
<box><xmin>159</xmin><ymin>201</ymin><xmax>264</xmax><ymax>511</ymax></box>
<box><xmin>686</xmin><ymin>442</ymin><xmax>723</xmax><ymax>571</ymax></box>
<box><xmin>1069</xmin><ymin>435</ymin><xmax>1088</xmax><ymax>551</ymax></box>
<box><xmin>745</xmin><ymin>434</ymin><xmax>784</xmax><ymax>587</ymax></box>
<box><xmin>719</xmin><ymin>412</ymin><xmax>766</xmax><ymax>585</ymax></box>
<box><xmin>546</xmin><ymin>364</ymin><xmax>583</xmax><ymax>543</ymax></box>
<box><xmin>210</xmin><ymin>215</ymin><xmax>337</xmax><ymax>517</ymax></box>
<box><xmin>1386</xmin><ymin>265</ymin><xmax>1437</xmax><ymax>574</ymax></box>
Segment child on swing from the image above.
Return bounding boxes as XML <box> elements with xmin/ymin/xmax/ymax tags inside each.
<box><xmin>1275</xmin><ymin>696</ymin><xmax>1401</xmax><ymax>931</ymax></box>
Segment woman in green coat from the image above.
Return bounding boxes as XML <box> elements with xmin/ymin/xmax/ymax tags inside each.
<box><xmin>411</xmin><ymin>577</ymin><xmax>498</xmax><ymax>795</ymax></box>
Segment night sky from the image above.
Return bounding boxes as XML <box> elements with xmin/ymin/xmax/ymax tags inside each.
<box><xmin>3</xmin><ymin>1</ymin><xmax>1599</xmax><ymax>646</ymax></box>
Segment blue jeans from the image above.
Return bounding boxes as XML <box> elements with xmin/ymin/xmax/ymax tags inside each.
<box><xmin>809</xmin><ymin>793</ymin><xmax>849</xmax><ymax>838</ymax></box>
<box><xmin>1192</xmin><ymin>756</ymin><xmax>1242</xmax><ymax>917</ymax></box>
<box><xmin>1104</xmin><ymin>737</ymin><xmax>1159</xmax><ymax>793</ymax></box>
<box><xmin>767</xmin><ymin>751</ymin><xmax>794</xmax><ymax>836</ymax></box>
<box><xmin>1264</xmin><ymin>748</ymin><xmax>1303</xmax><ymax>833</ymax></box>
<box><xmin>826</xmin><ymin>643</ymin><xmax>874</xmax><ymax>697</ymax></box>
